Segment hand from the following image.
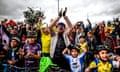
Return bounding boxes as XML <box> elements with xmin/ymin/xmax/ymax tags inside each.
<box><xmin>38</xmin><ymin>16</ymin><xmax>43</xmax><ymax>22</ymax></box>
<box><xmin>18</xmin><ymin>48</ymin><xmax>24</xmax><ymax>55</ymax></box>
<box><xmin>26</xmin><ymin>51</ymin><xmax>34</xmax><ymax>57</ymax></box>
<box><xmin>116</xmin><ymin>56</ymin><xmax>120</xmax><ymax>61</ymax></box>
<box><xmin>8</xmin><ymin>60</ymin><xmax>16</xmax><ymax>65</ymax></box>
<box><xmin>8</xmin><ymin>61</ymin><xmax>13</xmax><ymax>64</ymax></box>
<box><xmin>58</xmin><ymin>8</ymin><xmax>63</xmax><ymax>17</ymax></box>
<box><xmin>3</xmin><ymin>45</ymin><xmax>9</xmax><ymax>51</ymax></box>
<box><xmin>63</xmin><ymin>16</ymin><xmax>68</xmax><ymax>19</ymax></box>
<box><xmin>87</xmin><ymin>18</ymin><xmax>89</xmax><ymax>21</ymax></box>
<box><xmin>85</xmin><ymin>67</ymin><xmax>91</xmax><ymax>72</ymax></box>
<box><xmin>26</xmin><ymin>51</ymin><xmax>32</xmax><ymax>56</ymax></box>
<box><xmin>63</xmin><ymin>7</ymin><xmax>67</xmax><ymax>16</ymax></box>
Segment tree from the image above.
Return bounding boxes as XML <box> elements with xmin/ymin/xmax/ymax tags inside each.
<box><xmin>23</xmin><ymin>7</ymin><xmax>45</xmax><ymax>25</ymax></box>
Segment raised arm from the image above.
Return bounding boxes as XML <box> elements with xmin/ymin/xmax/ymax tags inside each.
<box><xmin>63</xmin><ymin>7</ymin><xmax>72</xmax><ymax>35</ymax></box>
<box><xmin>62</xmin><ymin>48</ymin><xmax>68</xmax><ymax>55</ymax></box>
<box><xmin>48</xmin><ymin>16</ymin><xmax>61</xmax><ymax>36</ymax></box>
<box><xmin>87</xmin><ymin>18</ymin><xmax>92</xmax><ymax>31</ymax></box>
<box><xmin>49</xmin><ymin>16</ymin><xmax>61</xmax><ymax>29</ymax></box>
<box><xmin>37</xmin><ymin>16</ymin><xmax>43</xmax><ymax>29</ymax></box>
<box><xmin>64</xmin><ymin>16</ymin><xmax>72</xmax><ymax>29</ymax></box>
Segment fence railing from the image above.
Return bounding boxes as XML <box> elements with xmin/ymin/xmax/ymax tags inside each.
<box><xmin>1</xmin><ymin>64</ymin><xmax>39</xmax><ymax>72</ymax></box>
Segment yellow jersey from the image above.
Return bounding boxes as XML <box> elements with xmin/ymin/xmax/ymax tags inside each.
<box><xmin>79</xmin><ymin>42</ymin><xmax>87</xmax><ymax>54</ymax></box>
<box><xmin>37</xmin><ymin>22</ymin><xmax>51</xmax><ymax>53</ymax></box>
<box><xmin>104</xmin><ymin>26</ymin><xmax>114</xmax><ymax>34</ymax></box>
<box><xmin>89</xmin><ymin>59</ymin><xmax>112</xmax><ymax>72</ymax></box>
<box><xmin>41</xmin><ymin>28</ymin><xmax>51</xmax><ymax>53</ymax></box>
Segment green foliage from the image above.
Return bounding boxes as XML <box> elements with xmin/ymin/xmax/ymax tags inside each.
<box><xmin>23</xmin><ymin>7</ymin><xmax>45</xmax><ymax>25</ymax></box>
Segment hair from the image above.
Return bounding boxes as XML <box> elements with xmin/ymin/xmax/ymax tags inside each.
<box><xmin>70</xmin><ymin>48</ymin><xmax>79</xmax><ymax>53</ymax></box>
<box><xmin>56</xmin><ymin>22</ymin><xmax>66</xmax><ymax>28</ymax></box>
<box><xmin>79</xmin><ymin>36</ymin><xmax>85</xmax><ymax>39</ymax></box>
<box><xmin>10</xmin><ymin>39</ymin><xmax>20</xmax><ymax>48</ymax></box>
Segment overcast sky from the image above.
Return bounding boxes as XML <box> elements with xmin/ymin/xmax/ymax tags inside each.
<box><xmin>0</xmin><ymin>0</ymin><xmax>120</xmax><ymax>25</ymax></box>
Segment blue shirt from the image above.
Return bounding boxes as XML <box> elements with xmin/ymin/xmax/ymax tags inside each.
<box><xmin>64</xmin><ymin>53</ymin><xmax>85</xmax><ymax>72</ymax></box>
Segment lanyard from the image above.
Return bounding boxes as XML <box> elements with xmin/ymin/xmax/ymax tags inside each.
<box><xmin>12</xmin><ymin>50</ymin><xmax>15</xmax><ymax>60</ymax></box>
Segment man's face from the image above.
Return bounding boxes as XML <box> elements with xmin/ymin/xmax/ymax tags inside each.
<box><xmin>99</xmin><ymin>50</ymin><xmax>109</xmax><ymax>61</ymax></box>
<box><xmin>105</xmin><ymin>32</ymin><xmax>110</xmax><ymax>37</ymax></box>
<box><xmin>57</xmin><ymin>25</ymin><xmax>65</xmax><ymax>33</ymax></box>
<box><xmin>11</xmin><ymin>29</ymin><xmax>18</xmax><ymax>34</ymax></box>
<box><xmin>87</xmin><ymin>33</ymin><xmax>92</xmax><ymax>38</ymax></box>
<box><xmin>71</xmin><ymin>49</ymin><xmax>79</xmax><ymax>58</ymax></box>
<box><xmin>11</xmin><ymin>40</ymin><xmax>18</xmax><ymax>48</ymax></box>
<box><xmin>27</xmin><ymin>37</ymin><xmax>36</xmax><ymax>44</ymax></box>
<box><xmin>115</xmin><ymin>22</ymin><xmax>119</xmax><ymax>25</ymax></box>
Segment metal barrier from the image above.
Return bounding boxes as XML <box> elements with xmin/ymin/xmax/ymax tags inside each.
<box><xmin>1</xmin><ymin>64</ymin><xmax>69</xmax><ymax>72</ymax></box>
<box><xmin>1</xmin><ymin>64</ymin><xmax>120</xmax><ymax>72</ymax></box>
<box><xmin>1</xmin><ymin>64</ymin><xmax>39</xmax><ymax>72</ymax></box>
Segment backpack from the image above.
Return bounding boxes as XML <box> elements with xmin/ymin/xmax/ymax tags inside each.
<box><xmin>39</xmin><ymin>57</ymin><xmax>57</xmax><ymax>72</ymax></box>
<box><xmin>92</xmin><ymin>58</ymin><xmax>113</xmax><ymax>72</ymax></box>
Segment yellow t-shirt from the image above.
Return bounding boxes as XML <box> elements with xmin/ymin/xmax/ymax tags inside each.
<box><xmin>38</xmin><ymin>22</ymin><xmax>51</xmax><ymax>53</ymax></box>
<box><xmin>89</xmin><ymin>60</ymin><xmax>112</xmax><ymax>72</ymax></box>
<box><xmin>79</xmin><ymin>42</ymin><xmax>87</xmax><ymax>54</ymax></box>
<box><xmin>41</xmin><ymin>29</ymin><xmax>51</xmax><ymax>53</ymax></box>
<box><xmin>105</xmin><ymin>26</ymin><xmax>114</xmax><ymax>33</ymax></box>
<box><xmin>41</xmin><ymin>33</ymin><xmax>51</xmax><ymax>53</ymax></box>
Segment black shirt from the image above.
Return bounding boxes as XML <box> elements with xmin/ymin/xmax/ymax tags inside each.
<box><xmin>54</xmin><ymin>34</ymin><xmax>66</xmax><ymax>58</ymax></box>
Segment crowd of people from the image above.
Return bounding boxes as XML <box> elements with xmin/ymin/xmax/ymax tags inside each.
<box><xmin>1</xmin><ymin>7</ymin><xmax>120</xmax><ymax>72</ymax></box>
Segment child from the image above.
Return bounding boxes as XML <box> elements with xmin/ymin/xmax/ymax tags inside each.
<box><xmin>78</xmin><ymin>36</ymin><xmax>89</xmax><ymax>68</ymax></box>
<box><xmin>78</xmin><ymin>36</ymin><xmax>88</xmax><ymax>54</ymax></box>
<box><xmin>87</xmin><ymin>45</ymin><xmax>120</xmax><ymax>72</ymax></box>
<box><xmin>41</xmin><ymin>24</ymin><xmax>51</xmax><ymax>57</ymax></box>
<box><xmin>7</xmin><ymin>37</ymin><xmax>23</xmax><ymax>71</ymax></box>
<box><xmin>62</xmin><ymin>45</ymin><xmax>87</xmax><ymax>72</ymax></box>
<box><xmin>20</xmin><ymin>31</ymin><xmax>41</xmax><ymax>72</ymax></box>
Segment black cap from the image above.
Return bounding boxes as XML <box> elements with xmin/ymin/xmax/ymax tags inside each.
<box><xmin>11</xmin><ymin>36</ymin><xmax>20</xmax><ymax>43</ymax></box>
<box><xmin>67</xmin><ymin>44</ymin><xmax>80</xmax><ymax>52</ymax></box>
<box><xmin>79</xmin><ymin>35</ymin><xmax>85</xmax><ymax>39</ymax></box>
<box><xmin>107</xmin><ymin>21</ymin><xmax>111</xmax><ymax>26</ymax></box>
<box><xmin>114</xmin><ymin>18</ymin><xmax>119</xmax><ymax>22</ymax></box>
<box><xmin>27</xmin><ymin>31</ymin><xmax>37</xmax><ymax>38</ymax></box>
<box><xmin>97</xmin><ymin>45</ymin><xmax>109</xmax><ymax>53</ymax></box>
<box><xmin>56</xmin><ymin>22</ymin><xmax>66</xmax><ymax>28</ymax></box>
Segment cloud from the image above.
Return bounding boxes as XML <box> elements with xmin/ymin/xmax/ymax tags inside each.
<box><xmin>0</xmin><ymin>0</ymin><xmax>120</xmax><ymax>23</ymax></box>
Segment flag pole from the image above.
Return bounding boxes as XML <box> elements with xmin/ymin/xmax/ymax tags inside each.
<box><xmin>58</xmin><ymin>0</ymin><xmax>59</xmax><ymax>15</ymax></box>
<box><xmin>0</xmin><ymin>24</ymin><xmax>2</xmax><ymax>45</ymax></box>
